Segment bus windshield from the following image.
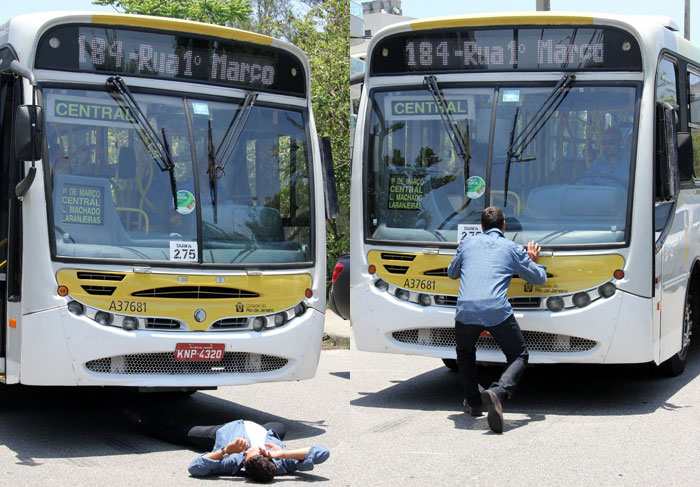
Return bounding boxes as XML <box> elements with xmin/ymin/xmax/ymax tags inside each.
<box><xmin>366</xmin><ymin>83</ymin><xmax>637</xmax><ymax>246</ymax></box>
<box><xmin>45</xmin><ymin>88</ymin><xmax>312</xmax><ymax>265</ymax></box>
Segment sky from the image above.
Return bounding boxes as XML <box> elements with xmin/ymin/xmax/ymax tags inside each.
<box><xmin>401</xmin><ymin>0</ymin><xmax>698</xmax><ymax>43</ymax></box>
<box><xmin>1</xmin><ymin>1</ymin><xmax>697</xmax><ymax>43</ymax></box>
<box><xmin>0</xmin><ymin>1</ymin><xmax>114</xmax><ymax>22</ymax></box>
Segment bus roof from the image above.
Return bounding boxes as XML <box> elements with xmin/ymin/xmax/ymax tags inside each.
<box><xmin>406</xmin><ymin>11</ymin><xmax>679</xmax><ymax>32</ymax></box>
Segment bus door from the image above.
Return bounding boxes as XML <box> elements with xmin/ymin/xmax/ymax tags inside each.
<box><xmin>0</xmin><ymin>72</ymin><xmax>18</xmax><ymax>369</ymax></box>
<box><xmin>0</xmin><ymin>66</ymin><xmax>26</xmax><ymax>381</ymax></box>
<box><xmin>655</xmin><ymin>58</ymin><xmax>688</xmax><ymax>362</ymax></box>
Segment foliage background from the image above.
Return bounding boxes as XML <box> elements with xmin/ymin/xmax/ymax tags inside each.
<box><xmin>93</xmin><ymin>0</ymin><xmax>351</xmax><ymax>289</ymax></box>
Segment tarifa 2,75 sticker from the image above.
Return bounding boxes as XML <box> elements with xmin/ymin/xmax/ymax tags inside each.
<box><xmin>170</xmin><ymin>241</ymin><xmax>197</xmax><ymax>261</ymax></box>
<box><xmin>458</xmin><ymin>224</ymin><xmax>482</xmax><ymax>243</ymax></box>
<box><xmin>466</xmin><ymin>176</ymin><xmax>486</xmax><ymax>199</ymax></box>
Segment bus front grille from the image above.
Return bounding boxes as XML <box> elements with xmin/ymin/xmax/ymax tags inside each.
<box><xmin>85</xmin><ymin>352</ymin><xmax>287</xmax><ymax>375</ymax></box>
<box><xmin>211</xmin><ymin>318</ymin><xmax>248</xmax><ymax>329</ymax></box>
<box><xmin>391</xmin><ymin>328</ymin><xmax>597</xmax><ymax>353</ymax></box>
<box><xmin>383</xmin><ymin>265</ymin><xmax>409</xmax><ymax>274</ymax></box>
<box><xmin>380</xmin><ymin>252</ymin><xmax>415</xmax><ymax>261</ymax></box>
<box><xmin>81</xmin><ymin>285</ymin><xmax>117</xmax><ymax>296</ymax></box>
<box><xmin>145</xmin><ymin>318</ymin><xmax>184</xmax><ymax>330</ymax></box>
<box><xmin>432</xmin><ymin>295</ymin><xmax>542</xmax><ymax>309</ymax></box>
<box><xmin>131</xmin><ymin>286</ymin><xmax>259</xmax><ymax>299</ymax></box>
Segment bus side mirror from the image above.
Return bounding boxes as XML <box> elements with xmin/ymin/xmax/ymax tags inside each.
<box><xmin>677</xmin><ymin>132</ymin><xmax>694</xmax><ymax>181</ymax></box>
<box><xmin>655</xmin><ymin>102</ymin><xmax>680</xmax><ymax>201</ymax></box>
<box><xmin>319</xmin><ymin>136</ymin><xmax>340</xmax><ymax>220</ymax></box>
<box><xmin>14</xmin><ymin>104</ymin><xmax>44</xmax><ymax>161</ymax></box>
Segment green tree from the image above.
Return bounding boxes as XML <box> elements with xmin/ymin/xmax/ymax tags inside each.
<box><xmin>92</xmin><ymin>0</ymin><xmax>252</xmax><ymax>25</ymax></box>
<box><xmin>288</xmin><ymin>0</ymin><xmax>350</xmax><ymax>287</ymax></box>
<box><xmin>231</xmin><ymin>0</ymin><xmax>295</xmax><ymax>39</ymax></box>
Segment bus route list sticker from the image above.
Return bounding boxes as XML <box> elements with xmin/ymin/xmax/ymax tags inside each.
<box><xmin>170</xmin><ymin>241</ymin><xmax>197</xmax><ymax>261</ymax></box>
<box><xmin>61</xmin><ymin>183</ymin><xmax>104</xmax><ymax>225</ymax></box>
<box><xmin>387</xmin><ymin>173</ymin><xmax>425</xmax><ymax>210</ymax></box>
<box><xmin>466</xmin><ymin>176</ymin><xmax>486</xmax><ymax>199</ymax></box>
<box><xmin>176</xmin><ymin>190</ymin><xmax>196</xmax><ymax>215</ymax></box>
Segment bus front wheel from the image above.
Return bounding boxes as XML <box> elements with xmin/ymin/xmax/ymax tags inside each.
<box><xmin>660</xmin><ymin>290</ymin><xmax>694</xmax><ymax>377</ymax></box>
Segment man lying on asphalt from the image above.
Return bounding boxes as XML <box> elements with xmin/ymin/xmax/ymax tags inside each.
<box><xmin>125</xmin><ymin>409</ymin><xmax>329</xmax><ymax>482</ymax></box>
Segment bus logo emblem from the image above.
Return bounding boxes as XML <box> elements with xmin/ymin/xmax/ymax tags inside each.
<box><xmin>236</xmin><ymin>302</ymin><xmax>244</xmax><ymax>313</ymax></box>
<box><xmin>194</xmin><ymin>309</ymin><xmax>207</xmax><ymax>322</ymax></box>
<box><xmin>524</xmin><ymin>283</ymin><xmax>533</xmax><ymax>293</ymax></box>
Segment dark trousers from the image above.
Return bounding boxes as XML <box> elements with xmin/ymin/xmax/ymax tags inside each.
<box><xmin>455</xmin><ymin>314</ymin><xmax>529</xmax><ymax>408</ymax></box>
<box><xmin>140</xmin><ymin>419</ymin><xmax>286</xmax><ymax>451</ymax></box>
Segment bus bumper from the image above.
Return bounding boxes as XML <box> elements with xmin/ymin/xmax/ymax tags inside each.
<box><xmin>17</xmin><ymin>306</ymin><xmax>324</xmax><ymax>386</ymax></box>
<box><xmin>352</xmin><ymin>284</ymin><xmax>654</xmax><ymax>364</ymax></box>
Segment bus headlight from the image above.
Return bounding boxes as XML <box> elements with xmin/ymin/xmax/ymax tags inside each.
<box><xmin>375</xmin><ymin>279</ymin><xmax>389</xmax><ymax>292</ymax></box>
<box><xmin>293</xmin><ymin>303</ymin><xmax>306</xmax><ymax>317</ymax></box>
<box><xmin>122</xmin><ymin>316</ymin><xmax>138</xmax><ymax>330</ymax></box>
<box><xmin>67</xmin><ymin>301</ymin><xmax>84</xmax><ymax>316</ymax></box>
<box><xmin>418</xmin><ymin>294</ymin><xmax>432</xmax><ymax>306</ymax></box>
<box><xmin>572</xmin><ymin>292</ymin><xmax>591</xmax><ymax>308</ymax></box>
<box><xmin>274</xmin><ymin>313</ymin><xmax>287</xmax><ymax>327</ymax></box>
<box><xmin>252</xmin><ymin>317</ymin><xmax>266</xmax><ymax>332</ymax></box>
<box><xmin>395</xmin><ymin>289</ymin><xmax>410</xmax><ymax>301</ymax></box>
<box><xmin>94</xmin><ymin>311</ymin><xmax>113</xmax><ymax>326</ymax></box>
<box><xmin>598</xmin><ymin>282</ymin><xmax>616</xmax><ymax>298</ymax></box>
<box><xmin>546</xmin><ymin>296</ymin><xmax>564</xmax><ymax>312</ymax></box>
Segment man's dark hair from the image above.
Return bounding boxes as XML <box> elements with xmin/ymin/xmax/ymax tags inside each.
<box><xmin>244</xmin><ymin>455</ymin><xmax>277</xmax><ymax>483</ymax></box>
<box><xmin>481</xmin><ymin>206</ymin><xmax>505</xmax><ymax>230</ymax></box>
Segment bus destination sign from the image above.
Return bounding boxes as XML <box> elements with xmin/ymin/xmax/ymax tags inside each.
<box><xmin>371</xmin><ymin>27</ymin><xmax>642</xmax><ymax>75</ymax></box>
<box><xmin>36</xmin><ymin>25</ymin><xmax>306</xmax><ymax>96</ymax></box>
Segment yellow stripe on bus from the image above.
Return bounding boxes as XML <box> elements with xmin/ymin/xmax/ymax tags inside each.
<box><xmin>91</xmin><ymin>14</ymin><xmax>274</xmax><ymax>46</ymax></box>
<box><xmin>368</xmin><ymin>250</ymin><xmax>623</xmax><ymax>296</ymax></box>
<box><xmin>57</xmin><ymin>269</ymin><xmax>311</xmax><ymax>331</ymax></box>
<box><xmin>410</xmin><ymin>13</ymin><xmax>594</xmax><ymax>31</ymax></box>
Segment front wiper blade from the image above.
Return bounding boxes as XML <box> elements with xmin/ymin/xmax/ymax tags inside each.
<box><xmin>424</xmin><ymin>75</ymin><xmax>470</xmax><ymax>180</ymax></box>
<box><xmin>504</xmin><ymin>74</ymin><xmax>575</xmax><ymax>206</ymax></box>
<box><xmin>107</xmin><ymin>76</ymin><xmax>178</xmax><ymax>210</ymax></box>
<box><xmin>215</xmin><ymin>92</ymin><xmax>258</xmax><ymax>174</ymax></box>
<box><xmin>207</xmin><ymin>120</ymin><xmax>219</xmax><ymax>224</ymax></box>
<box><xmin>204</xmin><ymin>91</ymin><xmax>257</xmax><ymax>224</ymax></box>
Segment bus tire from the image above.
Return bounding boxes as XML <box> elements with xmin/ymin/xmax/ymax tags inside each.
<box><xmin>442</xmin><ymin>358</ymin><xmax>458</xmax><ymax>371</ymax></box>
<box><xmin>660</xmin><ymin>290</ymin><xmax>694</xmax><ymax>377</ymax></box>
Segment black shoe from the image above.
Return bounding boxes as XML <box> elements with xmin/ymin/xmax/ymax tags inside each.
<box><xmin>480</xmin><ymin>389</ymin><xmax>504</xmax><ymax>434</ymax></box>
<box><xmin>462</xmin><ymin>399</ymin><xmax>483</xmax><ymax>417</ymax></box>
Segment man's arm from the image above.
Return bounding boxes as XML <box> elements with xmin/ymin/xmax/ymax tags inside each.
<box><xmin>266</xmin><ymin>445</ymin><xmax>310</xmax><ymax>461</ymax></box>
<box><xmin>447</xmin><ymin>241</ymin><xmax>465</xmax><ymax>280</ymax></box>
<box><xmin>202</xmin><ymin>437</ymin><xmax>248</xmax><ymax>460</ymax></box>
<box><xmin>188</xmin><ymin>452</ymin><xmax>244</xmax><ymax>477</ymax></box>
<box><xmin>512</xmin><ymin>241</ymin><xmax>546</xmax><ymax>285</ymax></box>
<box><xmin>265</xmin><ymin>444</ymin><xmax>330</xmax><ymax>473</ymax></box>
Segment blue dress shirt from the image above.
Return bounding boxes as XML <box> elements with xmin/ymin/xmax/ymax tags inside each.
<box><xmin>188</xmin><ymin>420</ymin><xmax>330</xmax><ymax>477</ymax></box>
<box><xmin>447</xmin><ymin>228</ymin><xmax>547</xmax><ymax>326</ymax></box>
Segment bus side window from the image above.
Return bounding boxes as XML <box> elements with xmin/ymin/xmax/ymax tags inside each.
<box><xmin>687</xmin><ymin>69</ymin><xmax>700</xmax><ymax>178</ymax></box>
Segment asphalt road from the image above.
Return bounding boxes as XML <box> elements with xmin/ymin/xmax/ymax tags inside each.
<box><xmin>2</xmin><ymin>343</ymin><xmax>700</xmax><ymax>486</ymax></box>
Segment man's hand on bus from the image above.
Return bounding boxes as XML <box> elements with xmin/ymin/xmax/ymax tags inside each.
<box><xmin>526</xmin><ymin>241</ymin><xmax>541</xmax><ymax>263</ymax></box>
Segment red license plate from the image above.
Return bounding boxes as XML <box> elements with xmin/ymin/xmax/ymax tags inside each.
<box><xmin>174</xmin><ymin>343</ymin><xmax>225</xmax><ymax>361</ymax></box>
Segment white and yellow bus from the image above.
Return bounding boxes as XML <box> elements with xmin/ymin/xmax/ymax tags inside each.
<box><xmin>351</xmin><ymin>12</ymin><xmax>700</xmax><ymax>375</ymax></box>
<box><xmin>0</xmin><ymin>11</ymin><xmax>331</xmax><ymax>389</ymax></box>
